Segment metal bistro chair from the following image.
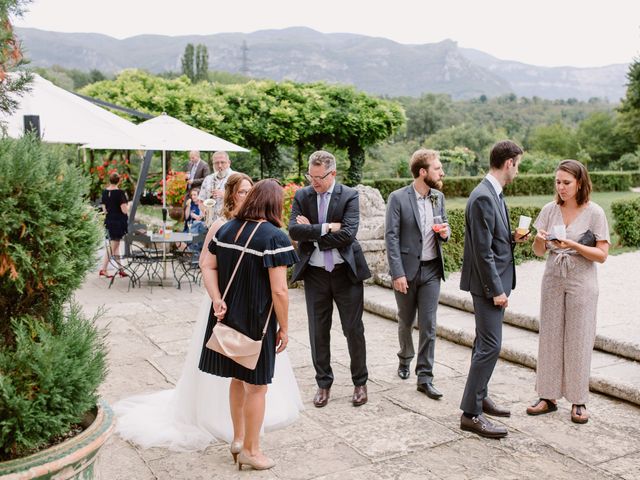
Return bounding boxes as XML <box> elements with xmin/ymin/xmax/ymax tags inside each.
<box><xmin>108</xmin><ymin>233</ymin><xmax>162</xmax><ymax>290</ymax></box>
<box><xmin>171</xmin><ymin>231</ymin><xmax>206</xmax><ymax>291</ymax></box>
<box><xmin>105</xmin><ymin>233</ymin><xmax>143</xmax><ymax>290</ymax></box>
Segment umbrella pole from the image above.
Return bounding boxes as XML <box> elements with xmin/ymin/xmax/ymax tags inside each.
<box><xmin>162</xmin><ymin>150</ymin><xmax>167</xmax><ymax>279</ymax></box>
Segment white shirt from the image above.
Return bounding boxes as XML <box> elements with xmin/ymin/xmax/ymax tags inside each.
<box><xmin>413</xmin><ymin>185</ymin><xmax>438</xmax><ymax>262</ymax></box>
<box><xmin>198</xmin><ymin>168</ymin><xmax>235</xmax><ymax>220</ymax></box>
<box><xmin>485</xmin><ymin>173</ymin><xmax>503</xmax><ymax>197</ymax></box>
<box><xmin>308</xmin><ymin>182</ymin><xmax>344</xmax><ymax>268</ymax></box>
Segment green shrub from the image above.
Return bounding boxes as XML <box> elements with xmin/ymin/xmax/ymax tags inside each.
<box><xmin>0</xmin><ymin>136</ymin><xmax>106</xmax><ymax>461</ymax></box>
<box><xmin>0</xmin><ymin>137</ymin><xmax>102</xmax><ymax>335</ymax></box>
<box><xmin>442</xmin><ymin>206</ymin><xmax>541</xmax><ymax>273</ymax></box>
<box><xmin>611</xmin><ymin>197</ymin><xmax>640</xmax><ymax>247</ymax></box>
<box><xmin>364</xmin><ymin>171</ymin><xmax>639</xmax><ymax>201</ymax></box>
<box><xmin>0</xmin><ymin>305</ymin><xmax>107</xmax><ymax>460</ymax></box>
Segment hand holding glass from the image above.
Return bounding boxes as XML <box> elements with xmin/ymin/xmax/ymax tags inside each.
<box><xmin>432</xmin><ymin>215</ymin><xmax>446</xmax><ymax>233</ymax></box>
<box><xmin>516</xmin><ymin>215</ymin><xmax>532</xmax><ymax>238</ymax></box>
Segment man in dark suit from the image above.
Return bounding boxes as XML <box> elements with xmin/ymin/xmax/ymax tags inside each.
<box><xmin>385</xmin><ymin>149</ymin><xmax>449</xmax><ymax>399</ymax></box>
<box><xmin>459</xmin><ymin>140</ymin><xmax>529</xmax><ymax>438</ymax></box>
<box><xmin>185</xmin><ymin>150</ymin><xmax>210</xmax><ymax>189</ymax></box>
<box><xmin>289</xmin><ymin>150</ymin><xmax>371</xmax><ymax>408</ymax></box>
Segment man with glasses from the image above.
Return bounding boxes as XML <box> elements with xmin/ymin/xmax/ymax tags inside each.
<box><xmin>199</xmin><ymin>151</ymin><xmax>234</xmax><ymax>222</ymax></box>
<box><xmin>289</xmin><ymin>151</ymin><xmax>371</xmax><ymax>408</ymax></box>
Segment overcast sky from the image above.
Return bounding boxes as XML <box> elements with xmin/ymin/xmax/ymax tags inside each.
<box><xmin>13</xmin><ymin>0</ymin><xmax>640</xmax><ymax>68</ymax></box>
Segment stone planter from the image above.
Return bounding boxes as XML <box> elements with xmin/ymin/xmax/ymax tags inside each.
<box><xmin>0</xmin><ymin>400</ymin><xmax>115</xmax><ymax>480</ymax></box>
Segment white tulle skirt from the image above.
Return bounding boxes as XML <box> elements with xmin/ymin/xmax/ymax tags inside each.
<box><xmin>113</xmin><ymin>295</ymin><xmax>304</xmax><ymax>451</ymax></box>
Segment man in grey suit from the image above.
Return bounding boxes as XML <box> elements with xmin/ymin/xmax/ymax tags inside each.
<box><xmin>385</xmin><ymin>149</ymin><xmax>449</xmax><ymax>399</ymax></box>
<box><xmin>459</xmin><ymin>140</ymin><xmax>529</xmax><ymax>438</ymax></box>
<box><xmin>289</xmin><ymin>150</ymin><xmax>371</xmax><ymax>408</ymax></box>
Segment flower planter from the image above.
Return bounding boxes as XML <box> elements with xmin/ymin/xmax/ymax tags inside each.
<box><xmin>168</xmin><ymin>205</ymin><xmax>184</xmax><ymax>221</ymax></box>
<box><xmin>0</xmin><ymin>400</ymin><xmax>115</xmax><ymax>480</ymax></box>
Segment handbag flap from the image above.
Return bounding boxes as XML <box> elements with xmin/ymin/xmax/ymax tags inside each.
<box><xmin>208</xmin><ymin>323</ymin><xmax>263</xmax><ymax>357</ymax></box>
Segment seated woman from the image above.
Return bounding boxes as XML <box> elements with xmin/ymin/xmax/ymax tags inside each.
<box><xmin>183</xmin><ymin>187</ymin><xmax>203</xmax><ymax>233</ymax></box>
<box><xmin>113</xmin><ymin>174</ymin><xmax>303</xmax><ymax>452</ymax></box>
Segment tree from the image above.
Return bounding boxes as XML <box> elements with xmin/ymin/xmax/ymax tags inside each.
<box><xmin>181</xmin><ymin>43</ymin><xmax>209</xmax><ymax>83</ymax></box>
<box><xmin>618</xmin><ymin>57</ymin><xmax>640</xmax><ymax>149</ymax></box>
<box><xmin>576</xmin><ymin>111</ymin><xmax>631</xmax><ymax>170</ymax></box>
<box><xmin>527</xmin><ymin>122</ymin><xmax>579</xmax><ymax>159</ymax></box>
<box><xmin>0</xmin><ymin>0</ymin><xmax>31</xmax><ymax>119</ymax></box>
<box><xmin>181</xmin><ymin>43</ymin><xmax>195</xmax><ymax>82</ymax></box>
<box><xmin>316</xmin><ymin>83</ymin><xmax>405</xmax><ymax>185</ymax></box>
<box><xmin>195</xmin><ymin>44</ymin><xmax>209</xmax><ymax>82</ymax></box>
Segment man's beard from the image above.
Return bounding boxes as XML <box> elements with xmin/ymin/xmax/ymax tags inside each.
<box><xmin>216</xmin><ymin>167</ymin><xmax>230</xmax><ymax>178</ymax></box>
<box><xmin>426</xmin><ymin>178</ymin><xmax>443</xmax><ymax>190</ymax></box>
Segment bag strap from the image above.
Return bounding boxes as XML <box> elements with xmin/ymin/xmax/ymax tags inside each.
<box><xmin>221</xmin><ymin>220</ymin><xmax>264</xmax><ymax>301</ymax></box>
<box><xmin>219</xmin><ymin>220</ymin><xmax>274</xmax><ymax>337</ymax></box>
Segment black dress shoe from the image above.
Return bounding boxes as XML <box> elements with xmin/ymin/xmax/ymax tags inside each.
<box><xmin>417</xmin><ymin>382</ymin><xmax>443</xmax><ymax>399</ymax></box>
<box><xmin>460</xmin><ymin>413</ymin><xmax>508</xmax><ymax>439</ymax></box>
<box><xmin>397</xmin><ymin>364</ymin><xmax>410</xmax><ymax>380</ymax></box>
<box><xmin>482</xmin><ymin>396</ymin><xmax>511</xmax><ymax>417</ymax></box>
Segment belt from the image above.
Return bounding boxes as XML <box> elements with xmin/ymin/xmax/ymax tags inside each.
<box><xmin>420</xmin><ymin>259</ymin><xmax>438</xmax><ymax>266</ymax></box>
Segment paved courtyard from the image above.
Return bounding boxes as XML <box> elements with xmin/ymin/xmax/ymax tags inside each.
<box><xmin>76</xmin><ymin>272</ymin><xmax>640</xmax><ymax>480</ymax></box>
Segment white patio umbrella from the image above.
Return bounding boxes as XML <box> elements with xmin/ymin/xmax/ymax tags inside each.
<box><xmin>0</xmin><ymin>74</ymin><xmax>143</xmax><ymax>148</ymax></box>
<box><xmin>134</xmin><ymin>113</ymin><xmax>249</xmax><ymax>212</ymax></box>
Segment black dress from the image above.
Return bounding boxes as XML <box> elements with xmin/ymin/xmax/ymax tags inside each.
<box><xmin>101</xmin><ymin>188</ymin><xmax>128</xmax><ymax>240</ymax></box>
<box><xmin>199</xmin><ymin>219</ymin><xmax>299</xmax><ymax>385</ymax></box>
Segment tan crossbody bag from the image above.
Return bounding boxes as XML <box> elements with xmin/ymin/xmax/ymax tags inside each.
<box><xmin>205</xmin><ymin>220</ymin><xmax>273</xmax><ymax>370</ymax></box>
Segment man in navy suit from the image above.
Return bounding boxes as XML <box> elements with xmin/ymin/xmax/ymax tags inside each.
<box><xmin>459</xmin><ymin>140</ymin><xmax>529</xmax><ymax>438</ymax></box>
<box><xmin>289</xmin><ymin>151</ymin><xmax>371</xmax><ymax>408</ymax></box>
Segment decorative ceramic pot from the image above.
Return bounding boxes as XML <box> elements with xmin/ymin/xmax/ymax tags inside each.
<box><xmin>168</xmin><ymin>205</ymin><xmax>184</xmax><ymax>221</ymax></box>
<box><xmin>0</xmin><ymin>400</ymin><xmax>115</xmax><ymax>480</ymax></box>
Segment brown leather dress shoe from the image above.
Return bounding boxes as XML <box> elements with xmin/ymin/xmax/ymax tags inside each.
<box><xmin>482</xmin><ymin>396</ymin><xmax>511</xmax><ymax>417</ymax></box>
<box><xmin>313</xmin><ymin>388</ymin><xmax>330</xmax><ymax>408</ymax></box>
<box><xmin>460</xmin><ymin>413</ymin><xmax>508</xmax><ymax>439</ymax></box>
<box><xmin>352</xmin><ymin>385</ymin><xmax>368</xmax><ymax>406</ymax></box>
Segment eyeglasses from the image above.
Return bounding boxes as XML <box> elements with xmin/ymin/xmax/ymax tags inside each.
<box><xmin>237</xmin><ymin>189</ymin><xmax>250</xmax><ymax>197</ymax></box>
<box><xmin>304</xmin><ymin>170</ymin><xmax>334</xmax><ymax>182</ymax></box>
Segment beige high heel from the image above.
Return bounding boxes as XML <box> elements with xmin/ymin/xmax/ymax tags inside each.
<box><xmin>237</xmin><ymin>450</ymin><xmax>275</xmax><ymax>471</ymax></box>
<box><xmin>230</xmin><ymin>441</ymin><xmax>243</xmax><ymax>463</ymax></box>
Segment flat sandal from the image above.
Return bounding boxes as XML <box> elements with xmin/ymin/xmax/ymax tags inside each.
<box><xmin>526</xmin><ymin>398</ymin><xmax>558</xmax><ymax>416</ymax></box>
<box><xmin>571</xmin><ymin>404</ymin><xmax>589</xmax><ymax>424</ymax></box>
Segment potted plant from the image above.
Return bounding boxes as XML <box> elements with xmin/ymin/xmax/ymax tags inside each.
<box><xmin>0</xmin><ymin>136</ymin><xmax>111</xmax><ymax>479</ymax></box>
<box><xmin>158</xmin><ymin>170</ymin><xmax>187</xmax><ymax>221</ymax></box>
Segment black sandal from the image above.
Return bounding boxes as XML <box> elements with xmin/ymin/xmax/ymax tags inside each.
<box><xmin>526</xmin><ymin>398</ymin><xmax>558</xmax><ymax>416</ymax></box>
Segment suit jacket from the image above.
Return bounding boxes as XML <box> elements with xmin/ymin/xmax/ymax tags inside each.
<box><xmin>288</xmin><ymin>183</ymin><xmax>371</xmax><ymax>284</ymax></box>
<box><xmin>385</xmin><ymin>185</ymin><xmax>448</xmax><ymax>282</ymax></box>
<box><xmin>459</xmin><ymin>178</ymin><xmax>516</xmax><ymax>298</ymax></box>
<box><xmin>189</xmin><ymin>160</ymin><xmax>210</xmax><ymax>188</ymax></box>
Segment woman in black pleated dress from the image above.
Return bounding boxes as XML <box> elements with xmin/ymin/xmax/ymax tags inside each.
<box><xmin>199</xmin><ymin>179</ymin><xmax>299</xmax><ymax>471</ymax></box>
<box><xmin>99</xmin><ymin>172</ymin><xmax>129</xmax><ymax>277</ymax></box>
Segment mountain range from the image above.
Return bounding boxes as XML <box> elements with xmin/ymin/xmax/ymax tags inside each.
<box><xmin>15</xmin><ymin>26</ymin><xmax>629</xmax><ymax>101</ymax></box>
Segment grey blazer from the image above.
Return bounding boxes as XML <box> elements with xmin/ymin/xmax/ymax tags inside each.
<box><xmin>459</xmin><ymin>178</ymin><xmax>516</xmax><ymax>298</ymax></box>
<box><xmin>385</xmin><ymin>185</ymin><xmax>448</xmax><ymax>282</ymax></box>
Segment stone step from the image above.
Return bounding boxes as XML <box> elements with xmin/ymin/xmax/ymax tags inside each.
<box><xmin>364</xmin><ymin>284</ymin><xmax>640</xmax><ymax>406</ymax></box>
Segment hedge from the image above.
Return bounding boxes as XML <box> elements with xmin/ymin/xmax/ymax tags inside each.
<box><xmin>442</xmin><ymin>205</ymin><xmax>542</xmax><ymax>273</ymax></box>
<box><xmin>364</xmin><ymin>170</ymin><xmax>640</xmax><ymax>201</ymax></box>
<box><xmin>612</xmin><ymin>197</ymin><xmax>640</xmax><ymax>247</ymax></box>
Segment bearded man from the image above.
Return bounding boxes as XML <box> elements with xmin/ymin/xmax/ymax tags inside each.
<box><xmin>385</xmin><ymin>149</ymin><xmax>449</xmax><ymax>399</ymax></box>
